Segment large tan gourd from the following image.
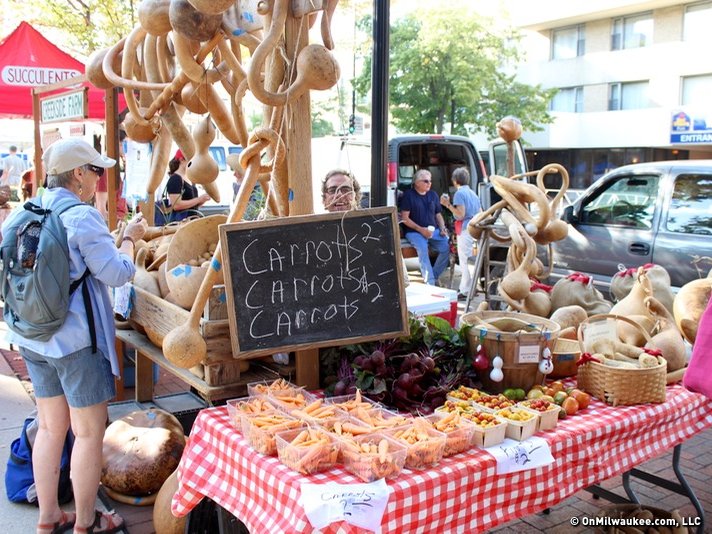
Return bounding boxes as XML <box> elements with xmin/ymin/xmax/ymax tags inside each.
<box><xmin>644</xmin><ymin>296</ymin><xmax>687</xmax><ymax>372</ymax></box>
<box><xmin>152</xmin><ymin>470</ymin><xmax>186</xmax><ymax>534</ymax></box>
<box><xmin>133</xmin><ymin>248</ymin><xmax>161</xmax><ymax>296</ymax></box>
<box><xmin>186</xmin><ymin>115</ymin><xmax>218</xmax><ymax>185</ymax></box>
<box><xmin>138</xmin><ymin>0</ymin><xmax>172</xmax><ymax>36</ymax></box>
<box><xmin>610</xmin><ymin>268</ymin><xmax>655</xmax><ymax>344</ymax></box>
<box><xmin>168</xmin><ymin>0</ymin><xmax>222</xmax><ymax>41</ymax></box>
<box><xmin>611</xmin><ymin>264</ymin><xmax>675</xmax><ymax>315</ymax></box>
<box><xmin>86</xmin><ymin>47</ymin><xmax>119</xmax><ymax>89</ymax></box>
<box><xmin>102</xmin><ymin>409</ymin><xmax>185</xmax><ymax>496</ymax></box>
<box><xmin>673</xmin><ymin>275</ymin><xmax>712</xmax><ymax>344</ymax></box>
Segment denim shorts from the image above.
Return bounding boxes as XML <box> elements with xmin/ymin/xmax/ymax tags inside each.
<box><xmin>20</xmin><ymin>346</ymin><xmax>116</xmax><ymax>408</ymax></box>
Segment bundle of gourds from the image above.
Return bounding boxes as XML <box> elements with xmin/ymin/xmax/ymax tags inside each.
<box><xmin>467</xmin><ymin>118</ymin><xmax>572</xmax><ymax>317</ymax></box>
<box><xmin>88</xmin><ymin>0</ymin><xmax>340</xmax><ymax>216</ymax></box>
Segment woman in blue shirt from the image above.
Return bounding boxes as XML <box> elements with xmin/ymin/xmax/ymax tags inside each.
<box><xmin>441</xmin><ymin>167</ymin><xmax>482</xmax><ymax>297</ymax></box>
<box><xmin>2</xmin><ymin>138</ymin><xmax>147</xmax><ymax>534</ymax></box>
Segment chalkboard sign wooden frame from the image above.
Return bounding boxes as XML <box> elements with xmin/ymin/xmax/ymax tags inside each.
<box><xmin>219</xmin><ymin>207</ymin><xmax>409</xmax><ymax>358</ymax></box>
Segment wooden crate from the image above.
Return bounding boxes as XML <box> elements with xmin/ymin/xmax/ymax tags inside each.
<box><xmin>129</xmin><ymin>285</ymin><xmax>248</xmax><ymax>386</ymax></box>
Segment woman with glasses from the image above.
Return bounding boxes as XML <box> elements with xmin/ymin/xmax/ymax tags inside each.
<box><xmin>399</xmin><ymin>169</ymin><xmax>450</xmax><ymax>286</ymax></box>
<box><xmin>1</xmin><ymin>138</ymin><xmax>147</xmax><ymax>533</ymax></box>
<box><xmin>321</xmin><ymin>169</ymin><xmax>361</xmax><ymax>212</ymax></box>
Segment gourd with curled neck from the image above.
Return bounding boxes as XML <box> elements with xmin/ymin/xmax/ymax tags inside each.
<box><xmin>610</xmin><ymin>267</ymin><xmax>655</xmax><ymax>344</ymax></box>
<box><xmin>186</xmin><ymin>116</ymin><xmax>218</xmax><ymax>185</ymax></box>
<box><xmin>645</xmin><ymin>296</ymin><xmax>687</xmax><ymax>372</ymax></box>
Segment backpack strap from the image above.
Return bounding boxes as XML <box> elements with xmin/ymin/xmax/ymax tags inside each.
<box><xmin>71</xmin><ymin>268</ymin><xmax>97</xmax><ymax>354</ymax></box>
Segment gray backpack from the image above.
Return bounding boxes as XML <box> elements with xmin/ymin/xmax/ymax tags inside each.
<box><xmin>0</xmin><ymin>198</ymin><xmax>96</xmax><ymax>350</ymax></box>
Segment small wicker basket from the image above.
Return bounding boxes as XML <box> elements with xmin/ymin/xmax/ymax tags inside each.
<box><xmin>576</xmin><ymin>314</ymin><xmax>667</xmax><ymax>406</ymax></box>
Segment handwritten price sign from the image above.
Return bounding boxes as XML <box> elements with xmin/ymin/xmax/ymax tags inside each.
<box><xmin>300</xmin><ymin>479</ymin><xmax>390</xmax><ymax>532</ymax></box>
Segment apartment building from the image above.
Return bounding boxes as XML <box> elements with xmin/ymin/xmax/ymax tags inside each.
<box><xmin>510</xmin><ymin>0</ymin><xmax>712</xmax><ymax>189</ymax></box>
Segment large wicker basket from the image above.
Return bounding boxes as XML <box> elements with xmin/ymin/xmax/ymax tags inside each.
<box><xmin>461</xmin><ymin>311</ymin><xmax>560</xmax><ymax>393</ymax></box>
<box><xmin>576</xmin><ymin>314</ymin><xmax>667</xmax><ymax>406</ymax></box>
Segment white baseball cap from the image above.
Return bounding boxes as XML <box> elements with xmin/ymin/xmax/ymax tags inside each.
<box><xmin>43</xmin><ymin>138</ymin><xmax>116</xmax><ymax>175</ymax></box>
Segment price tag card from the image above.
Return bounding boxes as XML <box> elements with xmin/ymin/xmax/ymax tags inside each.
<box><xmin>518</xmin><ymin>344</ymin><xmax>540</xmax><ymax>364</ymax></box>
<box><xmin>486</xmin><ymin>436</ymin><xmax>554</xmax><ymax>474</ymax></box>
<box><xmin>582</xmin><ymin>319</ymin><xmax>616</xmax><ymax>352</ymax></box>
<box><xmin>112</xmin><ymin>283</ymin><xmax>133</xmax><ymax>320</ymax></box>
<box><xmin>300</xmin><ymin>479</ymin><xmax>390</xmax><ymax>533</ymax></box>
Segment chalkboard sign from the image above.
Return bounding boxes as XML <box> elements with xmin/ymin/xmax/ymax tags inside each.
<box><xmin>219</xmin><ymin>207</ymin><xmax>408</xmax><ymax>357</ymax></box>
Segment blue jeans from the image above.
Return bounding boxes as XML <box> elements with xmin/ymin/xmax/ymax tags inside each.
<box><xmin>405</xmin><ymin>230</ymin><xmax>450</xmax><ymax>285</ymax></box>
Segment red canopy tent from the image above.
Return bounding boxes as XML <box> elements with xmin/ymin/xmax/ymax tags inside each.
<box><xmin>0</xmin><ymin>21</ymin><xmax>116</xmax><ymax>119</ymax></box>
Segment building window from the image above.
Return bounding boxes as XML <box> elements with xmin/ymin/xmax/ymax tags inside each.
<box><xmin>608</xmin><ymin>81</ymin><xmax>649</xmax><ymax>110</ymax></box>
<box><xmin>611</xmin><ymin>13</ymin><xmax>653</xmax><ymax>50</ymax></box>
<box><xmin>684</xmin><ymin>2</ymin><xmax>712</xmax><ymax>42</ymax></box>
<box><xmin>682</xmin><ymin>74</ymin><xmax>712</xmax><ymax>106</ymax></box>
<box><xmin>551</xmin><ymin>86</ymin><xmax>583</xmax><ymax>112</ymax></box>
<box><xmin>552</xmin><ymin>25</ymin><xmax>585</xmax><ymax>59</ymax></box>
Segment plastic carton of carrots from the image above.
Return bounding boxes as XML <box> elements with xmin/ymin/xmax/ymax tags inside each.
<box><xmin>241</xmin><ymin>411</ymin><xmax>304</xmax><ymax>456</ymax></box>
<box><xmin>226</xmin><ymin>395</ymin><xmax>274</xmax><ymax>430</ymax></box>
<box><xmin>385</xmin><ymin>419</ymin><xmax>446</xmax><ymax>470</ymax></box>
<box><xmin>424</xmin><ymin>411</ymin><xmax>475</xmax><ymax>457</ymax></box>
<box><xmin>275</xmin><ymin>427</ymin><xmax>339</xmax><ymax>475</ymax></box>
<box><xmin>247</xmin><ymin>378</ymin><xmax>303</xmax><ymax>397</ymax></box>
<box><xmin>340</xmin><ymin>433</ymin><xmax>408</xmax><ymax>482</ymax></box>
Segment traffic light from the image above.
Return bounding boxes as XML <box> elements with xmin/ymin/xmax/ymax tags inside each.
<box><xmin>348</xmin><ymin>114</ymin><xmax>355</xmax><ymax>134</ymax></box>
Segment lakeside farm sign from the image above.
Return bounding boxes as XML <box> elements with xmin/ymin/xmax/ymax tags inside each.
<box><xmin>40</xmin><ymin>88</ymin><xmax>88</xmax><ymax>123</ymax></box>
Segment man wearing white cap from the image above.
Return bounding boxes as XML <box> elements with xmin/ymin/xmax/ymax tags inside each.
<box><xmin>2</xmin><ymin>138</ymin><xmax>147</xmax><ymax>533</ymax></box>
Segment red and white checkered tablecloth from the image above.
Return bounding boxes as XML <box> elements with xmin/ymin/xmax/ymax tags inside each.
<box><xmin>172</xmin><ymin>384</ymin><xmax>712</xmax><ymax>533</ymax></box>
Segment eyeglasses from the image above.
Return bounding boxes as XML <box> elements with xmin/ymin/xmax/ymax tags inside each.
<box><xmin>417</xmin><ymin>179</ymin><xmax>432</xmax><ymax>184</ymax></box>
<box><xmin>87</xmin><ymin>164</ymin><xmax>105</xmax><ymax>177</ymax></box>
<box><xmin>326</xmin><ymin>186</ymin><xmax>354</xmax><ymax>195</ymax></box>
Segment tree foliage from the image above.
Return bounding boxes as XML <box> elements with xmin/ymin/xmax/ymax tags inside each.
<box><xmin>6</xmin><ymin>0</ymin><xmax>136</xmax><ymax>55</ymax></box>
<box><xmin>353</xmin><ymin>5</ymin><xmax>555</xmax><ymax>139</ymax></box>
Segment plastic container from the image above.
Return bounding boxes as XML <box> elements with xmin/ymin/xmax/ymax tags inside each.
<box><xmin>459</xmin><ymin>411</ymin><xmax>508</xmax><ymax>448</ymax></box>
<box><xmin>494</xmin><ymin>407</ymin><xmax>538</xmax><ymax>441</ymax></box>
<box><xmin>424</xmin><ymin>413</ymin><xmax>475</xmax><ymax>457</ymax></box>
<box><xmin>324</xmin><ymin>393</ymin><xmax>381</xmax><ymax>415</ymax></box>
<box><xmin>354</xmin><ymin>407</ymin><xmax>411</xmax><ymax>431</ymax></box>
<box><xmin>247</xmin><ymin>378</ymin><xmax>302</xmax><ymax>397</ymax></box>
<box><xmin>517</xmin><ymin>399</ymin><xmax>561</xmax><ymax>431</ymax></box>
<box><xmin>340</xmin><ymin>433</ymin><xmax>408</xmax><ymax>482</ymax></box>
<box><xmin>385</xmin><ymin>421</ymin><xmax>447</xmax><ymax>470</ymax></box>
<box><xmin>241</xmin><ymin>411</ymin><xmax>304</xmax><ymax>456</ymax></box>
<box><xmin>287</xmin><ymin>397</ymin><xmax>342</xmax><ymax>424</ymax></box>
<box><xmin>265</xmin><ymin>390</ymin><xmax>316</xmax><ymax>415</ymax></box>
<box><xmin>226</xmin><ymin>396</ymin><xmax>274</xmax><ymax>430</ymax></box>
<box><xmin>275</xmin><ymin>427</ymin><xmax>339</xmax><ymax>475</ymax></box>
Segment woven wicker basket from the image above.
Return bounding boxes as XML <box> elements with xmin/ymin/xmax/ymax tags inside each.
<box><xmin>461</xmin><ymin>311</ymin><xmax>560</xmax><ymax>393</ymax></box>
<box><xmin>576</xmin><ymin>314</ymin><xmax>667</xmax><ymax>406</ymax></box>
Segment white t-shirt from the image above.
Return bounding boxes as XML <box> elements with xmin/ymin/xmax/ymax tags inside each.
<box><xmin>1</xmin><ymin>154</ymin><xmax>26</xmax><ymax>186</ymax></box>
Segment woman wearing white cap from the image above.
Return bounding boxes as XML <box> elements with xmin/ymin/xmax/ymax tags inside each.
<box><xmin>2</xmin><ymin>138</ymin><xmax>147</xmax><ymax>533</ymax></box>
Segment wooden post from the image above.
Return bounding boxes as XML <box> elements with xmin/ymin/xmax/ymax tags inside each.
<box><xmin>31</xmin><ymin>93</ymin><xmax>42</xmax><ymax>196</ymax></box>
<box><xmin>285</xmin><ymin>12</ymin><xmax>319</xmax><ymax>390</ymax></box>
<box><xmin>105</xmin><ymin>87</ymin><xmax>120</xmax><ymax>231</ymax></box>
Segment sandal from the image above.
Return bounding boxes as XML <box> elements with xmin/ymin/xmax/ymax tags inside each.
<box><xmin>37</xmin><ymin>510</ymin><xmax>76</xmax><ymax>534</ymax></box>
<box><xmin>74</xmin><ymin>511</ymin><xmax>125</xmax><ymax>534</ymax></box>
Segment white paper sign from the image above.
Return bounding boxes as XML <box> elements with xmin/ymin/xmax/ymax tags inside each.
<box><xmin>486</xmin><ymin>436</ymin><xmax>554</xmax><ymax>474</ymax></box>
<box><xmin>518</xmin><ymin>344</ymin><xmax>540</xmax><ymax>364</ymax></box>
<box><xmin>112</xmin><ymin>283</ymin><xmax>133</xmax><ymax>320</ymax></box>
<box><xmin>300</xmin><ymin>479</ymin><xmax>390</xmax><ymax>533</ymax></box>
<box><xmin>582</xmin><ymin>319</ymin><xmax>616</xmax><ymax>352</ymax></box>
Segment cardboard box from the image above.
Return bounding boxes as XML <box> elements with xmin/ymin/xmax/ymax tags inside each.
<box><xmin>405</xmin><ymin>283</ymin><xmax>458</xmax><ymax>326</ymax></box>
<box><xmin>495</xmin><ymin>407</ymin><xmax>538</xmax><ymax>441</ymax></box>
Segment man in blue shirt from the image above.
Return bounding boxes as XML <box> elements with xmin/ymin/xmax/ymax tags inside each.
<box><xmin>400</xmin><ymin>169</ymin><xmax>450</xmax><ymax>285</ymax></box>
